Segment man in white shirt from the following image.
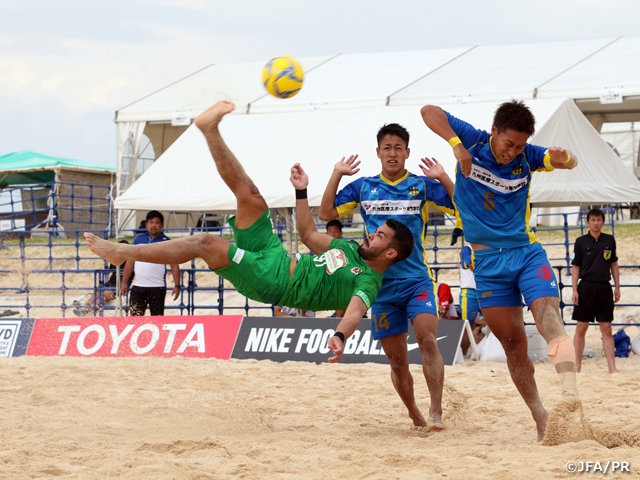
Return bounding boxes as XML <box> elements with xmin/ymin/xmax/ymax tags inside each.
<box><xmin>121</xmin><ymin>210</ymin><xmax>180</xmax><ymax>316</ymax></box>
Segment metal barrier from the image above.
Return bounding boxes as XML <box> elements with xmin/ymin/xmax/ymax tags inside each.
<box><xmin>0</xmin><ymin>207</ymin><xmax>638</xmax><ymax>323</ymax></box>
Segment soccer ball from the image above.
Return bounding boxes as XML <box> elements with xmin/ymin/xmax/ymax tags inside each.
<box><xmin>262</xmin><ymin>56</ymin><xmax>304</xmax><ymax>99</ymax></box>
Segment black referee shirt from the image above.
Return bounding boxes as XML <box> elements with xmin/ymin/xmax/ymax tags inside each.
<box><xmin>571</xmin><ymin>232</ymin><xmax>618</xmax><ymax>282</ymax></box>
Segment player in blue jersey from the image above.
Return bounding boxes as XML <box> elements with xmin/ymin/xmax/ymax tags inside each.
<box><xmin>421</xmin><ymin>100</ymin><xmax>579</xmax><ymax>441</ymax></box>
<box><xmin>319</xmin><ymin>123</ymin><xmax>454</xmax><ymax>430</ymax></box>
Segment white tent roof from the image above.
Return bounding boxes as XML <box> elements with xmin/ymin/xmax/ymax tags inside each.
<box><xmin>115</xmin><ymin>98</ymin><xmax>640</xmax><ymax>212</ymax></box>
<box><xmin>116</xmin><ymin>36</ymin><xmax>640</xmax><ymax>122</ymax></box>
<box><xmin>538</xmin><ymin>37</ymin><xmax>640</xmax><ymax>99</ymax></box>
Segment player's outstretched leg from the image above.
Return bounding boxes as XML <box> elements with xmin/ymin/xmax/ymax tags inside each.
<box><xmin>483</xmin><ymin>306</ymin><xmax>549</xmax><ymax>441</ymax></box>
<box><xmin>84</xmin><ymin>233</ymin><xmax>231</xmax><ymax>271</ymax></box>
<box><xmin>194</xmin><ymin>100</ymin><xmax>268</xmax><ymax>229</ymax></box>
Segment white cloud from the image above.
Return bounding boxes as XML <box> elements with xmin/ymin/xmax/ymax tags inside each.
<box><xmin>41</xmin><ymin>74</ymin><xmax>66</xmax><ymax>92</ymax></box>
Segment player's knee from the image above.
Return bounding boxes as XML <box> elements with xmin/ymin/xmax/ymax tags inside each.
<box><xmin>195</xmin><ymin>233</ymin><xmax>217</xmax><ymax>249</ymax></box>
<box><xmin>388</xmin><ymin>357</ymin><xmax>410</xmax><ymax>377</ymax></box>
<box><xmin>499</xmin><ymin>336</ymin><xmax>525</xmax><ymax>354</ymax></box>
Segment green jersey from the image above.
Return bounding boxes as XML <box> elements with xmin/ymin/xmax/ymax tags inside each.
<box><xmin>278</xmin><ymin>238</ymin><xmax>383</xmax><ymax>311</ymax></box>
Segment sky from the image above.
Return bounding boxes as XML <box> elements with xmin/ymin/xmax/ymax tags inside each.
<box><xmin>1</xmin><ymin>0</ymin><xmax>640</xmax><ymax>167</ymax></box>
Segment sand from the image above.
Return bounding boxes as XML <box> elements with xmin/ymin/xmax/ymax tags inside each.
<box><xmin>1</xmin><ymin>231</ymin><xmax>640</xmax><ymax>478</ymax></box>
<box><xmin>1</xmin><ymin>324</ymin><xmax>639</xmax><ymax>480</ymax></box>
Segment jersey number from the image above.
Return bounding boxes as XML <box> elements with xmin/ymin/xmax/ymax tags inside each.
<box><xmin>372</xmin><ymin>312</ymin><xmax>390</xmax><ymax>332</ymax></box>
<box><xmin>483</xmin><ymin>191</ymin><xmax>496</xmax><ymax>211</ymax></box>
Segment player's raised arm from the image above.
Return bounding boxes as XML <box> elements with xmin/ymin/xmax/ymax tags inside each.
<box><xmin>421</xmin><ymin>105</ymin><xmax>473</xmax><ymax>178</ymax></box>
<box><xmin>326</xmin><ymin>295</ymin><xmax>369</xmax><ymax>363</ymax></box>
<box><xmin>547</xmin><ymin>147</ymin><xmax>579</xmax><ymax>170</ymax></box>
<box><xmin>290</xmin><ymin>163</ymin><xmax>332</xmax><ymax>254</ymax></box>
<box><xmin>419</xmin><ymin>157</ymin><xmax>454</xmax><ymax>201</ymax></box>
<box><xmin>319</xmin><ymin>155</ymin><xmax>360</xmax><ymax>221</ymax></box>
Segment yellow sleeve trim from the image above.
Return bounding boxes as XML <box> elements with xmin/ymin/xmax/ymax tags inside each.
<box><xmin>336</xmin><ymin>201</ymin><xmax>358</xmax><ymax>218</ymax></box>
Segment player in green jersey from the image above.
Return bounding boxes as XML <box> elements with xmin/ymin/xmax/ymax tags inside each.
<box><xmin>85</xmin><ymin>100</ymin><xmax>414</xmax><ymax>362</ymax></box>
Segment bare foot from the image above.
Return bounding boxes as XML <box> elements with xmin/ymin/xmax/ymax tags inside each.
<box><xmin>408</xmin><ymin>410</ymin><xmax>427</xmax><ymax>428</ymax></box>
<box><xmin>609</xmin><ymin>369</ymin><xmax>620</xmax><ymax>374</ymax></box>
<box><xmin>84</xmin><ymin>233</ymin><xmax>127</xmax><ymax>266</ymax></box>
<box><xmin>194</xmin><ymin>100</ymin><xmax>236</xmax><ymax>133</ymax></box>
<box><xmin>534</xmin><ymin>409</ymin><xmax>549</xmax><ymax>442</ymax></box>
<box><xmin>427</xmin><ymin>413</ymin><xmax>446</xmax><ymax>431</ymax></box>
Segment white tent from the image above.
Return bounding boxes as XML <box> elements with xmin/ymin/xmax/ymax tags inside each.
<box><xmin>114</xmin><ymin>97</ymin><xmax>640</xmax><ymax>213</ymax></box>
<box><xmin>114</xmin><ymin>37</ymin><xmax>640</xmax><ymax>224</ymax></box>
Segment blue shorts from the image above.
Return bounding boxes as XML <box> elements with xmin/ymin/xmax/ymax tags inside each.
<box><xmin>370</xmin><ymin>277</ymin><xmax>438</xmax><ymax>340</ymax></box>
<box><xmin>473</xmin><ymin>242</ymin><xmax>559</xmax><ymax>308</ymax></box>
<box><xmin>459</xmin><ymin>288</ymin><xmax>481</xmax><ymax>323</ymax></box>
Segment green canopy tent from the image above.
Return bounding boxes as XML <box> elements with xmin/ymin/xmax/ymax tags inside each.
<box><xmin>0</xmin><ymin>150</ymin><xmax>115</xmax><ymax>186</ymax></box>
<box><xmin>0</xmin><ymin>151</ymin><xmax>116</xmax><ymax>233</ymax></box>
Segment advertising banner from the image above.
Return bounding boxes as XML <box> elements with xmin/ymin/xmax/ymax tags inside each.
<box><xmin>0</xmin><ymin>319</ymin><xmax>35</xmax><ymax>357</ymax></box>
<box><xmin>26</xmin><ymin>315</ymin><xmax>243</xmax><ymax>358</ymax></box>
<box><xmin>231</xmin><ymin>317</ymin><xmax>466</xmax><ymax>365</ymax></box>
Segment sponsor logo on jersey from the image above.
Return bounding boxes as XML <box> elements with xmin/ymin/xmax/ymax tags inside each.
<box><xmin>416</xmin><ymin>290</ymin><xmax>429</xmax><ymax>301</ymax></box>
<box><xmin>350</xmin><ymin>267</ymin><xmax>362</xmax><ymax>275</ymax></box>
<box><xmin>511</xmin><ymin>165</ymin><xmax>523</xmax><ymax>176</ymax></box>
<box><xmin>362</xmin><ymin>199</ymin><xmax>422</xmax><ymax>215</ymax></box>
<box><xmin>481</xmin><ymin>291</ymin><xmax>493</xmax><ymax>298</ymax></box>
<box><xmin>315</xmin><ymin>248</ymin><xmax>348</xmax><ymax>274</ymax></box>
<box><xmin>551</xmin><ymin>281</ymin><xmax>557</xmax><ymax>287</ymax></box>
<box><xmin>469</xmin><ymin>164</ymin><xmax>527</xmax><ymax>194</ymax></box>
<box><xmin>537</xmin><ymin>265</ymin><xmax>552</xmax><ymax>280</ymax></box>
<box><xmin>370</xmin><ymin>188</ymin><xmax>377</xmax><ymax>194</ymax></box>
<box><xmin>409</xmin><ymin>185</ymin><xmax>420</xmax><ymax>197</ymax></box>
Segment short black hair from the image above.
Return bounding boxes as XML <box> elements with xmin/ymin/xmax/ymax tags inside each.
<box><xmin>586</xmin><ymin>208</ymin><xmax>605</xmax><ymax>222</ymax></box>
<box><xmin>146</xmin><ymin>210</ymin><xmax>164</xmax><ymax>223</ymax></box>
<box><xmin>326</xmin><ymin>219</ymin><xmax>343</xmax><ymax>231</ymax></box>
<box><xmin>377</xmin><ymin>123</ymin><xmax>410</xmax><ymax>148</ymax></box>
<box><xmin>493</xmin><ymin>100</ymin><xmax>536</xmax><ymax>136</ymax></box>
<box><xmin>385</xmin><ymin>219</ymin><xmax>414</xmax><ymax>264</ymax></box>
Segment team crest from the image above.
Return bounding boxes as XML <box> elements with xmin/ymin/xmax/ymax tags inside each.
<box><xmin>350</xmin><ymin>267</ymin><xmax>362</xmax><ymax>275</ymax></box>
<box><xmin>604</xmin><ymin>250</ymin><xmax>612</xmax><ymax>260</ymax></box>
<box><xmin>409</xmin><ymin>185</ymin><xmax>420</xmax><ymax>197</ymax></box>
<box><xmin>511</xmin><ymin>165</ymin><xmax>523</xmax><ymax>176</ymax></box>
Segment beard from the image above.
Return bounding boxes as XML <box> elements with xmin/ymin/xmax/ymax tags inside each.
<box><xmin>357</xmin><ymin>237</ymin><xmax>377</xmax><ymax>261</ymax></box>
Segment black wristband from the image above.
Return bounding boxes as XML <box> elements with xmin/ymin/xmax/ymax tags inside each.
<box><xmin>333</xmin><ymin>331</ymin><xmax>345</xmax><ymax>343</ymax></box>
<box><xmin>295</xmin><ymin>188</ymin><xmax>308</xmax><ymax>200</ymax></box>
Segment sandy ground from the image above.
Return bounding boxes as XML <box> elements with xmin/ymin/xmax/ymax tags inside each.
<box><xmin>1</xmin><ymin>229</ymin><xmax>639</xmax><ymax>478</ymax></box>
<box><xmin>1</xmin><ymin>324</ymin><xmax>639</xmax><ymax>480</ymax></box>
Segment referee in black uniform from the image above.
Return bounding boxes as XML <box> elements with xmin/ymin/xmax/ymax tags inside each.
<box><xmin>571</xmin><ymin>208</ymin><xmax>620</xmax><ymax>374</ymax></box>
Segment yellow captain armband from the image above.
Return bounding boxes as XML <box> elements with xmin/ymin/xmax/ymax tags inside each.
<box><xmin>448</xmin><ymin>136</ymin><xmax>462</xmax><ymax>148</ymax></box>
<box><xmin>563</xmin><ymin>154</ymin><xmax>571</xmax><ymax>164</ymax></box>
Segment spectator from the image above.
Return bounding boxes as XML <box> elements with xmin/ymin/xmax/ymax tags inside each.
<box><xmin>326</xmin><ymin>219</ymin><xmax>343</xmax><ymax>239</ymax></box>
<box><xmin>74</xmin><ymin>240</ymin><xmax>131</xmax><ymax>316</ymax></box>
<box><xmin>121</xmin><ymin>210</ymin><xmax>180</xmax><ymax>316</ymax></box>
<box><xmin>571</xmin><ymin>208</ymin><xmax>620</xmax><ymax>374</ymax></box>
<box><xmin>437</xmin><ymin>283</ymin><xmax>458</xmax><ymax>319</ymax></box>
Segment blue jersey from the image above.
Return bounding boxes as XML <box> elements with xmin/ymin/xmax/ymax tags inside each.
<box><xmin>334</xmin><ymin>171</ymin><xmax>454</xmax><ymax>279</ymax></box>
<box><xmin>446</xmin><ymin>112</ymin><xmax>553</xmax><ymax>249</ymax></box>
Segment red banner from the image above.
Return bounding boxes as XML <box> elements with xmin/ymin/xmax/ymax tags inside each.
<box><xmin>26</xmin><ymin>315</ymin><xmax>243</xmax><ymax>358</ymax></box>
